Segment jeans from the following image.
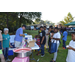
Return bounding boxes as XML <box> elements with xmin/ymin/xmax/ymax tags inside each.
<box><xmin>53</xmin><ymin>43</ymin><xmax>59</xmax><ymax>61</ymax></box>
<box><xmin>63</xmin><ymin>40</ymin><xmax>66</xmax><ymax>48</ymax></box>
<box><xmin>3</xmin><ymin>48</ymin><xmax>9</xmax><ymax>60</ymax></box>
<box><xmin>41</xmin><ymin>44</ymin><xmax>45</xmax><ymax>55</ymax></box>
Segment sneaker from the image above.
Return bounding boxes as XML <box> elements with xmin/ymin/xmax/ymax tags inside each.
<box><xmin>63</xmin><ymin>47</ymin><xmax>65</xmax><ymax>49</ymax></box>
<box><xmin>6</xmin><ymin>59</ymin><xmax>11</xmax><ymax>62</ymax></box>
<box><xmin>41</xmin><ymin>55</ymin><xmax>45</xmax><ymax>57</ymax></box>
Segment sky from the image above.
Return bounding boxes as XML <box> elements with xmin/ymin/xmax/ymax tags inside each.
<box><xmin>41</xmin><ymin>12</ymin><xmax>75</xmax><ymax>24</ymax></box>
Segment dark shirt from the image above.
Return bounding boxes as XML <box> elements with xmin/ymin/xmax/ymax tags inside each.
<box><xmin>0</xmin><ymin>41</ymin><xmax>2</xmax><ymax>49</ymax></box>
<box><xmin>49</xmin><ymin>30</ymin><xmax>54</xmax><ymax>42</ymax></box>
<box><xmin>40</xmin><ymin>30</ymin><xmax>46</xmax><ymax>45</ymax></box>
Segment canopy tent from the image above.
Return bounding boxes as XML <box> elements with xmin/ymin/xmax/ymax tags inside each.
<box><xmin>65</xmin><ymin>21</ymin><xmax>75</xmax><ymax>25</ymax></box>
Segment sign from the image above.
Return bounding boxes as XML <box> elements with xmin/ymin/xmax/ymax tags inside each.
<box><xmin>10</xmin><ymin>35</ymin><xmax>15</xmax><ymax>43</ymax></box>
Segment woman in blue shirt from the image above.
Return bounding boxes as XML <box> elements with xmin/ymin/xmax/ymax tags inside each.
<box><xmin>62</xmin><ymin>28</ymin><xmax>68</xmax><ymax>49</ymax></box>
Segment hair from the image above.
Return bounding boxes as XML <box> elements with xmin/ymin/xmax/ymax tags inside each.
<box><xmin>49</xmin><ymin>26</ymin><xmax>53</xmax><ymax>29</ymax></box>
<box><xmin>40</xmin><ymin>26</ymin><xmax>43</xmax><ymax>28</ymax></box>
<box><xmin>63</xmin><ymin>27</ymin><xmax>66</xmax><ymax>31</ymax></box>
<box><xmin>37</xmin><ymin>35</ymin><xmax>40</xmax><ymax>38</ymax></box>
<box><xmin>22</xmin><ymin>25</ymin><xmax>26</xmax><ymax>28</ymax></box>
<box><xmin>44</xmin><ymin>26</ymin><xmax>46</xmax><ymax>28</ymax></box>
<box><xmin>35</xmin><ymin>35</ymin><xmax>38</xmax><ymax>38</ymax></box>
<box><xmin>55</xmin><ymin>27</ymin><xmax>58</xmax><ymax>30</ymax></box>
<box><xmin>4</xmin><ymin>28</ymin><xmax>9</xmax><ymax>32</ymax></box>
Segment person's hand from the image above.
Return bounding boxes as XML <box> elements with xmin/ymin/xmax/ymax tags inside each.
<box><xmin>41</xmin><ymin>41</ymin><xmax>43</xmax><ymax>44</ymax></box>
<box><xmin>2</xmin><ymin>48</ymin><xmax>4</xmax><ymax>51</ymax></box>
<box><xmin>10</xmin><ymin>45</ymin><xmax>13</xmax><ymax>48</ymax></box>
<box><xmin>51</xmin><ymin>37</ymin><xmax>53</xmax><ymax>39</ymax></box>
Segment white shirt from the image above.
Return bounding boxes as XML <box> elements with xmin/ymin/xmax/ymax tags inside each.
<box><xmin>45</xmin><ymin>29</ymin><xmax>48</xmax><ymax>35</ymax></box>
<box><xmin>51</xmin><ymin>32</ymin><xmax>61</xmax><ymax>44</ymax></box>
<box><xmin>66</xmin><ymin>40</ymin><xmax>75</xmax><ymax>62</ymax></box>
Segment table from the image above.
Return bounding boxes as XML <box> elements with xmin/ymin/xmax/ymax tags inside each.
<box><xmin>68</xmin><ymin>31</ymin><xmax>75</xmax><ymax>34</ymax></box>
<box><xmin>30</xmin><ymin>43</ymin><xmax>39</xmax><ymax>61</ymax></box>
<box><xmin>9</xmin><ymin>43</ymin><xmax>40</xmax><ymax>62</ymax></box>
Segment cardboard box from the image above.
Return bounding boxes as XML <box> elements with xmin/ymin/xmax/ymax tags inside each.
<box><xmin>28</xmin><ymin>40</ymin><xmax>35</xmax><ymax>47</ymax></box>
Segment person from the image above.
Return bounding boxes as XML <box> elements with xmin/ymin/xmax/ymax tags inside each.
<box><xmin>39</xmin><ymin>26</ymin><xmax>46</xmax><ymax>57</ymax></box>
<box><xmin>62</xmin><ymin>28</ymin><xmax>68</xmax><ymax>49</ymax></box>
<box><xmin>50</xmin><ymin>27</ymin><xmax>61</xmax><ymax>62</ymax></box>
<box><xmin>0</xmin><ymin>30</ymin><xmax>5</xmax><ymax>62</ymax></box>
<box><xmin>44</xmin><ymin>26</ymin><xmax>49</xmax><ymax>49</ymax></box>
<box><xmin>2</xmin><ymin>28</ymin><xmax>12</xmax><ymax>62</ymax></box>
<box><xmin>66</xmin><ymin>32</ymin><xmax>75</xmax><ymax>62</ymax></box>
<box><xmin>48</xmin><ymin>26</ymin><xmax>54</xmax><ymax>52</ymax></box>
<box><xmin>36</xmin><ymin>35</ymin><xmax>41</xmax><ymax>55</ymax></box>
<box><xmin>15</xmin><ymin>25</ymin><xmax>26</xmax><ymax>48</ymax></box>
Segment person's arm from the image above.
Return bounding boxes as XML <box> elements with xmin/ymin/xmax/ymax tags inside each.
<box><xmin>19</xmin><ymin>29</ymin><xmax>25</xmax><ymax>36</ymax></box>
<box><xmin>41</xmin><ymin>31</ymin><xmax>45</xmax><ymax>44</ymax></box>
<box><xmin>67</xmin><ymin>46</ymin><xmax>75</xmax><ymax>51</ymax></box>
<box><xmin>41</xmin><ymin>36</ymin><xmax>45</xmax><ymax>44</ymax></box>
<box><xmin>0</xmin><ymin>39</ymin><xmax>2</xmax><ymax>41</ymax></box>
<box><xmin>20</xmin><ymin>34</ymin><xmax>25</xmax><ymax>36</ymax></box>
<box><xmin>52</xmin><ymin>37</ymin><xmax>60</xmax><ymax>40</ymax></box>
<box><xmin>51</xmin><ymin>33</ymin><xmax>60</xmax><ymax>40</ymax></box>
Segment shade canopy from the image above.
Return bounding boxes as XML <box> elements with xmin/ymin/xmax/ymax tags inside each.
<box><xmin>65</xmin><ymin>21</ymin><xmax>75</xmax><ymax>25</ymax></box>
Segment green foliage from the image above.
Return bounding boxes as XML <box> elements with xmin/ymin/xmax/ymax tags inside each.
<box><xmin>0</xmin><ymin>12</ymin><xmax>41</xmax><ymax>32</ymax></box>
<box><xmin>60</xmin><ymin>12</ymin><xmax>74</xmax><ymax>26</ymax></box>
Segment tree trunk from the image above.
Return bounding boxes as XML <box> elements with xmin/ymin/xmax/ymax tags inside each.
<box><xmin>19</xmin><ymin>15</ymin><xmax>22</xmax><ymax>27</ymax></box>
<box><xmin>7</xmin><ymin>12</ymin><xmax>8</xmax><ymax>28</ymax></box>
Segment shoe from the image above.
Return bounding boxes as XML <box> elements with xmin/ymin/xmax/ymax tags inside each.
<box><xmin>50</xmin><ymin>60</ymin><xmax>56</xmax><ymax>62</ymax></box>
<box><xmin>41</xmin><ymin>55</ymin><xmax>45</xmax><ymax>57</ymax></box>
<box><xmin>6</xmin><ymin>59</ymin><xmax>11</xmax><ymax>62</ymax></box>
<box><xmin>63</xmin><ymin>47</ymin><xmax>65</xmax><ymax>49</ymax></box>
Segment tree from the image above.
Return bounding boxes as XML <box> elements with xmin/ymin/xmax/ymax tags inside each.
<box><xmin>60</xmin><ymin>12</ymin><xmax>74</xmax><ymax>26</ymax></box>
<box><xmin>18</xmin><ymin>12</ymin><xmax>41</xmax><ymax>26</ymax></box>
<box><xmin>34</xmin><ymin>18</ymin><xmax>41</xmax><ymax>24</ymax></box>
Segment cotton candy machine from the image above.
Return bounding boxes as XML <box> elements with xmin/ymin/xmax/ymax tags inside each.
<box><xmin>12</xmin><ymin>48</ymin><xmax>31</xmax><ymax>62</ymax></box>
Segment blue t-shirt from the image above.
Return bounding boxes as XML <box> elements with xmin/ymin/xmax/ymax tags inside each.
<box><xmin>15</xmin><ymin>27</ymin><xmax>23</xmax><ymax>42</ymax></box>
<box><xmin>0</xmin><ymin>41</ymin><xmax>2</xmax><ymax>49</ymax></box>
<box><xmin>63</xmin><ymin>31</ymin><xmax>68</xmax><ymax>41</ymax></box>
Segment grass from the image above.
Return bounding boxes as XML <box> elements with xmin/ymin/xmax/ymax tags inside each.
<box><xmin>0</xmin><ymin>30</ymin><xmax>71</xmax><ymax>62</ymax></box>
<box><xmin>23</xmin><ymin>30</ymin><xmax>72</xmax><ymax>62</ymax></box>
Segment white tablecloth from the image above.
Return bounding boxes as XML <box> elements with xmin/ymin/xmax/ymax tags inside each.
<box><xmin>9</xmin><ymin>43</ymin><xmax>40</xmax><ymax>51</ymax></box>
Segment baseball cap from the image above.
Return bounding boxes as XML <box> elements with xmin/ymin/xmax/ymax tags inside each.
<box><xmin>22</xmin><ymin>25</ymin><xmax>26</xmax><ymax>28</ymax></box>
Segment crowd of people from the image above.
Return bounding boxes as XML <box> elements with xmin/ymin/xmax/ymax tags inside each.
<box><xmin>35</xmin><ymin>26</ymin><xmax>75</xmax><ymax>62</ymax></box>
<box><xmin>0</xmin><ymin>25</ymin><xmax>75</xmax><ymax>62</ymax></box>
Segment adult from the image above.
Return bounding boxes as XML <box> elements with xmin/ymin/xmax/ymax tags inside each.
<box><xmin>44</xmin><ymin>26</ymin><xmax>49</xmax><ymax>49</ymax></box>
<box><xmin>0</xmin><ymin>30</ymin><xmax>5</xmax><ymax>62</ymax></box>
<box><xmin>62</xmin><ymin>27</ymin><xmax>68</xmax><ymax>49</ymax></box>
<box><xmin>15</xmin><ymin>25</ymin><xmax>26</xmax><ymax>48</ymax></box>
<box><xmin>50</xmin><ymin>27</ymin><xmax>61</xmax><ymax>62</ymax></box>
<box><xmin>2</xmin><ymin>28</ymin><xmax>12</xmax><ymax>62</ymax></box>
<box><xmin>40</xmin><ymin>26</ymin><xmax>46</xmax><ymax>57</ymax></box>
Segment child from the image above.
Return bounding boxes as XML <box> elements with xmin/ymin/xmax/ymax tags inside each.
<box><xmin>66</xmin><ymin>32</ymin><xmax>75</xmax><ymax>62</ymax></box>
<box><xmin>39</xmin><ymin>26</ymin><xmax>46</xmax><ymax>57</ymax></box>
<box><xmin>34</xmin><ymin>35</ymin><xmax>37</xmax><ymax>42</ymax></box>
<box><xmin>50</xmin><ymin>27</ymin><xmax>61</xmax><ymax>62</ymax></box>
<box><xmin>62</xmin><ymin>28</ymin><xmax>68</xmax><ymax>49</ymax></box>
<box><xmin>0</xmin><ymin>30</ymin><xmax>5</xmax><ymax>62</ymax></box>
<box><xmin>36</xmin><ymin>35</ymin><xmax>40</xmax><ymax>55</ymax></box>
<box><xmin>2</xmin><ymin>28</ymin><xmax>12</xmax><ymax>62</ymax></box>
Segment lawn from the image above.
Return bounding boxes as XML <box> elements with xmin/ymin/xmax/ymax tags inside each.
<box><xmin>8</xmin><ymin>30</ymin><xmax>71</xmax><ymax>62</ymax></box>
<box><xmin>24</xmin><ymin>30</ymin><xmax>72</xmax><ymax>62</ymax></box>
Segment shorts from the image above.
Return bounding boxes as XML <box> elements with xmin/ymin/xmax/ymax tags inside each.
<box><xmin>15</xmin><ymin>41</ymin><xmax>21</xmax><ymax>48</ymax></box>
<box><xmin>0</xmin><ymin>49</ymin><xmax>3</xmax><ymax>54</ymax></box>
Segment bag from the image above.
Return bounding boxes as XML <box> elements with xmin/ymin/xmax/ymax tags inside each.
<box><xmin>48</xmin><ymin>40</ymin><xmax>57</xmax><ymax>54</ymax></box>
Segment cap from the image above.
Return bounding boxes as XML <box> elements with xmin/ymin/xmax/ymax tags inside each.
<box><xmin>22</xmin><ymin>25</ymin><xmax>26</xmax><ymax>28</ymax></box>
